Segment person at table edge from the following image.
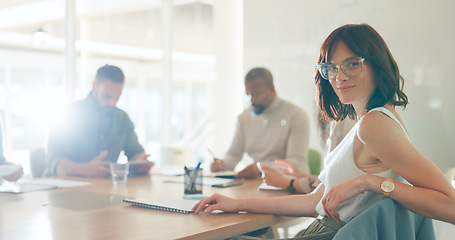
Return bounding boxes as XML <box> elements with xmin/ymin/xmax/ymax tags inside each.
<box><xmin>44</xmin><ymin>64</ymin><xmax>151</xmax><ymax>178</ymax></box>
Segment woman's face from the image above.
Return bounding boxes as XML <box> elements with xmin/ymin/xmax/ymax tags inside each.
<box><xmin>328</xmin><ymin>41</ymin><xmax>376</xmax><ymax>110</ymax></box>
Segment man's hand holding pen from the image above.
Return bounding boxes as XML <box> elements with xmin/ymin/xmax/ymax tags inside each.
<box><xmin>210</xmin><ymin>159</ymin><xmax>225</xmax><ymax>172</ymax></box>
<box><xmin>208</xmin><ymin>149</ymin><xmax>225</xmax><ymax>172</ymax></box>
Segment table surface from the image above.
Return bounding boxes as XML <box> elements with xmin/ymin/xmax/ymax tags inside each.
<box><xmin>0</xmin><ymin>174</ymin><xmax>295</xmax><ymax>240</ymax></box>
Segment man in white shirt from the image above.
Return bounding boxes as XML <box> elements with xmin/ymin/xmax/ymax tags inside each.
<box><xmin>211</xmin><ymin>67</ymin><xmax>310</xmax><ymax>178</ymax></box>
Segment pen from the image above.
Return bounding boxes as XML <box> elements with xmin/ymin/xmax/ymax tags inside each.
<box><xmin>184</xmin><ymin>166</ymin><xmax>190</xmax><ymax>176</ymax></box>
<box><xmin>190</xmin><ymin>162</ymin><xmax>202</xmax><ymax>192</ymax></box>
<box><xmin>195</xmin><ymin>161</ymin><xmax>202</xmax><ymax>170</ymax></box>
<box><xmin>208</xmin><ymin>149</ymin><xmax>215</xmax><ymax>160</ymax></box>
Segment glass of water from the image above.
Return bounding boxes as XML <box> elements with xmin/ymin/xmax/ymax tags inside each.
<box><xmin>109</xmin><ymin>162</ymin><xmax>129</xmax><ymax>185</ymax></box>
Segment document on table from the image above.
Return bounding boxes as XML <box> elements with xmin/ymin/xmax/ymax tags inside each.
<box><xmin>158</xmin><ymin>168</ymin><xmax>185</xmax><ymax>176</ymax></box>
<box><xmin>258</xmin><ymin>182</ymin><xmax>283</xmax><ymax>191</ymax></box>
<box><xmin>24</xmin><ymin>179</ymin><xmax>91</xmax><ymax>188</ymax></box>
<box><xmin>0</xmin><ymin>178</ymin><xmax>91</xmax><ymax>193</ymax></box>
<box><xmin>158</xmin><ymin>169</ymin><xmax>237</xmax><ymax>178</ymax></box>
<box><xmin>164</xmin><ymin>176</ymin><xmax>238</xmax><ymax>186</ymax></box>
<box><xmin>204</xmin><ymin>170</ymin><xmax>238</xmax><ymax>179</ymax></box>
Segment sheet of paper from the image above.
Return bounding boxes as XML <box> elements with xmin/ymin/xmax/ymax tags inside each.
<box><xmin>0</xmin><ymin>165</ymin><xmax>21</xmax><ymax>178</ymax></box>
<box><xmin>0</xmin><ymin>178</ymin><xmax>91</xmax><ymax>193</ymax></box>
<box><xmin>258</xmin><ymin>182</ymin><xmax>283</xmax><ymax>191</ymax></box>
<box><xmin>204</xmin><ymin>170</ymin><xmax>237</xmax><ymax>178</ymax></box>
<box><xmin>22</xmin><ymin>179</ymin><xmax>91</xmax><ymax>188</ymax></box>
<box><xmin>201</xmin><ymin>177</ymin><xmax>237</xmax><ymax>186</ymax></box>
<box><xmin>0</xmin><ymin>182</ymin><xmax>56</xmax><ymax>193</ymax></box>
<box><xmin>159</xmin><ymin>168</ymin><xmax>185</xmax><ymax>176</ymax></box>
<box><xmin>164</xmin><ymin>176</ymin><xmax>236</xmax><ymax>186</ymax></box>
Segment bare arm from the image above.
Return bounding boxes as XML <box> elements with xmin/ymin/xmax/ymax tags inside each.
<box><xmin>324</xmin><ymin>111</ymin><xmax>455</xmax><ymax>224</ymax></box>
<box><xmin>361</xmin><ymin>113</ymin><xmax>455</xmax><ymax>224</ymax></box>
<box><xmin>193</xmin><ymin>183</ymin><xmax>325</xmax><ymax>217</ymax></box>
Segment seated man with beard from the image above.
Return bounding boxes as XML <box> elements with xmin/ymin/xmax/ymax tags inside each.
<box><xmin>45</xmin><ymin>65</ymin><xmax>151</xmax><ymax>178</ymax></box>
<box><xmin>211</xmin><ymin>67</ymin><xmax>310</xmax><ymax>179</ymax></box>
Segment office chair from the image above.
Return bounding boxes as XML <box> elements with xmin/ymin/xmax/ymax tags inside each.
<box><xmin>308</xmin><ymin>148</ymin><xmax>321</xmax><ymax>175</ymax></box>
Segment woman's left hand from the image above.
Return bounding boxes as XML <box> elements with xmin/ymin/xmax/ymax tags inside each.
<box><xmin>322</xmin><ymin>175</ymin><xmax>367</xmax><ymax>222</ymax></box>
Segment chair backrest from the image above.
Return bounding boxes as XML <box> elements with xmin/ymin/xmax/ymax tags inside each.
<box><xmin>308</xmin><ymin>148</ymin><xmax>321</xmax><ymax>175</ymax></box>
<box><xmin>29</xmin><ymin>148</ymin><xmax>47</xmax><ymax>178</ymax></box>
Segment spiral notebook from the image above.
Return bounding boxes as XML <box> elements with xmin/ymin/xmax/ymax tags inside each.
<box><xmin>123</xmin><ymin>198</ymin><xmax>199</xmax><ymax>214</ymax></box>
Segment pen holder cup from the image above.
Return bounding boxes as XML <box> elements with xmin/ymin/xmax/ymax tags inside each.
<box><xmin>184</xmin><ymin>167</ymin><xmax>203</xmax><ymax>194</ymax></box>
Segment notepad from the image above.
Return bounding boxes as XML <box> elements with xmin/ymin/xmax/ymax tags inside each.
<box><xmin>204</xmin><ymin>170</ymin><xmax>238</xmax><ymax>179</ymax></box>
<box><xmin>123</xmin><ymin>198</ymin><xmax>199</xmax><ymax>214</ymax></box>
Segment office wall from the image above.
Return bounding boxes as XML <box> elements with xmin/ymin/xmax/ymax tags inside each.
<box><xmin>243</xmin><ymin>0</ymin><xmax>455</xmax><ymax>170</ymax></box>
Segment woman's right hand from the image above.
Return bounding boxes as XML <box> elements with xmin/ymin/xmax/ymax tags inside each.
<box><xmin>192</xmin><ymin>193</ymin><xmax>239</xmax><ymax>213</ymax></box>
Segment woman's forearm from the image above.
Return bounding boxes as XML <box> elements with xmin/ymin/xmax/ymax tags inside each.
<box><xmin>238</xmin><ymin>195</ymin><xmax>317</xmax><ymax>217</ymax></box>
<box><xmin>238</xmin><ymin>184</ymin><xmax>324</xmax><ymax>217</ymax></box>
<box><xmin>364</xmin><ymin>174</ymin><xmax>455</xmax><ymax>224</ymax></box>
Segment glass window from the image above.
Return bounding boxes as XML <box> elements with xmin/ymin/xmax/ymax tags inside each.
<box><xmin>0</xmin><ymin>1</ymin><xmax>215</xmax><ymax>172</ymax></box>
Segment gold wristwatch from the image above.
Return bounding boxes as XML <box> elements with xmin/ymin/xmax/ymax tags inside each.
<box><xmin>380</xmin><ymin>177</ymin><xmax>394</xmax><ymax>197</ymax></box>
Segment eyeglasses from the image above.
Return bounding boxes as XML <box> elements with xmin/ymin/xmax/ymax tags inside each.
<box><xmin>317</xmin><ymin>57</ymin><xmax>365</xmax><ymax>81</ymax></box>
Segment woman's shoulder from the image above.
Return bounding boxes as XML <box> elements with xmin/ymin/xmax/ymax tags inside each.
<box><xmin>357</xmin><ymin>107</ymin><xmax>402</xmax><ymax>144</ymax></box>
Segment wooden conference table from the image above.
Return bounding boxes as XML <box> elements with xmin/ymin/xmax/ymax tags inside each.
<box><xmin>0</xmin><ymin>174</ymin><xmax>296</xmax><ymax>240</ymax></box>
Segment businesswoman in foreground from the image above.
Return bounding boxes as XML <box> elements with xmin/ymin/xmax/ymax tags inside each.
<box><xmin>193</xmin><ymin>23</ymin><xmax>455</xmax><ymax>239</ymax></box>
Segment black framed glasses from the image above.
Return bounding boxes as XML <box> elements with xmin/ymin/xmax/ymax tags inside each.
<box><xmin>317</xmin><ymin>57</ymin><xmax>365</xmax><ymax>81</ymax></box>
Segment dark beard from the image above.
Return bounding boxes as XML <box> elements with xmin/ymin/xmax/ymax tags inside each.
<box><xmin>95</xmin><ymin>102</ymin><xmax>115</xmax><ymax>116</ymax></box>
<box><xmin>91</xmin><ymin>92</ymin><xmax>115</xmax><ymax>114</ymax></box>
<box><xmin>250</xmin><ymin>104</ymin><xmax>265</xmax><ymax>115</ymax></box>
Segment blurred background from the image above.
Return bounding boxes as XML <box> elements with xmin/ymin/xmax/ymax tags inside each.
<box><xmin>0</xmin><ymin>0</ymin><xmax>454</xmax><ymax>175</ymax></box>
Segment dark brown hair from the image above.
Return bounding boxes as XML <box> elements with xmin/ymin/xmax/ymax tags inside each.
<box><xmin>315</xmin><ymin>24</ymin><xmax>408</xmax><ymax>121</ymax></box>
<box><xmin>95</xmin><ymin>64</ymin><xmax>125</xmax><ymax>84</ymax></box>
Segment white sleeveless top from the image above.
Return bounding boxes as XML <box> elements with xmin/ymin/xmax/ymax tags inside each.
<box><xmin>315</xmin><ymin>107</ymin><xmax>410</xmax><ymax>222</ymax></box>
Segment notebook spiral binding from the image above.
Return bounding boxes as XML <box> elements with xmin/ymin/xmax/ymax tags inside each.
<box><xmin>123</xmin><ymin>199</ymin><xmax>194</xmax><ymax>214</ymax></box>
